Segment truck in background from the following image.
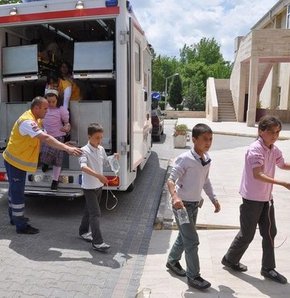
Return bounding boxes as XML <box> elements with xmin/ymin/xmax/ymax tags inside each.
<box><xmin>0</xmin><ymin>0</ymin><xmax>153</xmax><ymax>197</ymax></box>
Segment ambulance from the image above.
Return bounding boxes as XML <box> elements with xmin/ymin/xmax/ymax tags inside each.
<box><xmin>0</xmin><ymin>0</ymin><xmax>153</xmax><ymax>197</ymax></box>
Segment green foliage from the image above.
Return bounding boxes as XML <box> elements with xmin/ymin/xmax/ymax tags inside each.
<box><xmin>0</xmin><ymin>0</ymin><xmax>21</xmax><ymax>3</ymax></box>
<box><xmin>174</xmin><ymin>124</ymin><xmax>188</xmax><ymax>136</ymax></box>
<box><xmin>183</xmin><ymin>83</ymin><xmax>204</xmax><ymax>111</ymax></box>
<box><xmin>152</xmin><ymin>55</ymin><xmax>180</xmax><ymax>93</ymax></box>
<box><xmin>180</xmin><ymin>37</ymin><xmax>224</xmax><ymax>65</ymax></box>
<box><xmin>208</xmin><ymin>60</ymin><xmax>233</xmax><ymax>78</ymax></box>
<box><xmin>177</xmin><ymin>104</ymin><xmax>184</xmax><ymax>111</ymax></box>
<box><xmin>152</xmin><ymin>37</ymin><xmax>232</xmax><ymax>112</ymax></box>
<box><xmin>168</xmin><ymin>75</ymin><xmax>183</xmax><ymax>110</ymax></box>
<box><xmin>158</xmin><ymin>101</ymin><xmax>165</xmax><ymax>110</ymax></box>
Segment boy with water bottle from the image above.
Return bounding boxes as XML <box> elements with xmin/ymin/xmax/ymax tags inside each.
<box><xmin>166</xmin><ymin>123</ymin><xmax>220</xmax><ymax>290</ymax></box>
<box><xmin>78</xmin><ymin>123</ymin><xmax>119</xmax><ymax>252</ymax></box>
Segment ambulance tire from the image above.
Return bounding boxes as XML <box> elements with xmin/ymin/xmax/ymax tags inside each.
<box><xmin>127</xmin><ymin>181</ymin><xmax>135</xmax><ymax>192</ymax></box>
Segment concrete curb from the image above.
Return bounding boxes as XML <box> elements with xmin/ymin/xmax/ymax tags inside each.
<box><xmin>213</xmin><ymin>130</ymin><xmax>290</xmax><ymax>140</ymax></box>
<box><xmin>153</xmin><ymin>161</ymin><xmax>174</xmax><ymax>230</ymax></box>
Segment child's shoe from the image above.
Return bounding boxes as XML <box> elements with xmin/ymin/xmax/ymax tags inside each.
<box><xmin>92</xmin><ymin>242</ymin><xmax>110</xmax><ymax>252</ymax></box>
<box><xmin>42</xmin><ymin>163</ymin><xmax>49</xmax><ymax>172</ymax></box>
<box><xmin>187</xmin><ymin>276</ymin><xmax>211</xmax><ymax>290</ymax></box>
<box><xmin>261</xmin><ymin>268</ymin><xmax>287</xmax><ymax>284</ymax></box>
<box><xmin>79</xmin><ymin>232</ymin><xmax>93</xmax><ymax>242</ymax></box>
<box><xmin>51</xmin><ymin>180</ymin><xmax>59</xmax><ymax>191</ymax></box>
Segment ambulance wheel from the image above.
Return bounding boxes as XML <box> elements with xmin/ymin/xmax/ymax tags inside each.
<box><xmin>127</xmin><ymin>182</ymin><xmax>135</xmax><ymax>192</ymax></box>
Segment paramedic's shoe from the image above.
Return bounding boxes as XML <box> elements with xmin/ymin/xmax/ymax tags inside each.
<box><xmin>222</xmin><ymin>256</ymin><xmax>247</xmax><ymax>272</ymax></box>
<box><xmin>92</xmin><ymin>242</ymin><xmax>110</xmax><ymax>252</ymax></box>
<box><xmin>166</xmin><ymin>261</ymin><xmax>186</xmax><ymax>277</ymax></box>
<box><xmin>42</xmin><ymin>163</ymin><xmax>49</xmax><ymax>172</ymax></box>
<box><xmin>16</xmin><ymin>224</ymin><xmax>39</xmax><ymax>234</ymax></box>
<box><xmin>80</xmin><ymin>232</ymin><xmax>93</xmax><ymax>242</ymax></box>
<box><xmin>187</xmin><ymin>276</ymin><xmax>211</xmax><ymax>290</ymax></box>
<box><xmin>261</xmin><ymin>268</ymin><xmax>287</xmax><ymax>284</ymax></box>
<box><xmin>51</xmin><ymin>180</ymin><xmax>59</xmax><ymax>191</ymax></box>
<box><xmin>10</xmin><ymin>216</ymin><xmax>30</xmax><ymax>226</ymax></box>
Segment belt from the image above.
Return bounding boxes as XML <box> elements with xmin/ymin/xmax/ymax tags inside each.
<box><xmin>183</xmin><ymin>201</ymin><xmax>199</xmax><ymax>206</ymax></box>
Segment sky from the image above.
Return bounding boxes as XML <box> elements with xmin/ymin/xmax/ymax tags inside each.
<box><xmin>130</xmin><ymin>0</ymin><xmax>278</xmax><ymax>62</ymax></box>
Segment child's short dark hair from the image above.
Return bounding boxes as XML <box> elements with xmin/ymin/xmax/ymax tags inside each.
<box><xmin>192</xmin><ymin>123</ymin><xmax>212</xmax><ymax>138</ymax></box>
<box><xmin>258</xmin><ymin>115</ymin><xmax>282</xmax><ymax>131</ymax></box>
<box><xmin>88</xmin><ymin>123</ymin><xmax>104</xmax><ymax>136</ymax></box>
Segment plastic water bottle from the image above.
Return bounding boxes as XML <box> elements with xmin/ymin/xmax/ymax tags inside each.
<box><xmin>176</xmin><ymin>207</ymin><xmax>190</xmax><ymax>225</ymax></box>
<box><xmin>108</xmin><ymin>155</ymin><xmax>120</xmax><ymax>174</ymax></box>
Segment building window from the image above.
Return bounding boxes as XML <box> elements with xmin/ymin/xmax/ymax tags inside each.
<box><xmin>276</xmin><ymin>86</ymin><xmax>281</xmax><ymax>108</ymax></box>
<box><xmin>286</xmin><ymin>5</ymin><xmax>290</xmax><ymax>28</ymax></box>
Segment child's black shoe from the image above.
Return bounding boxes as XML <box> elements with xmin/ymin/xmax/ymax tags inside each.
<box><xmin>42</xmin><ymin>164</ymin><xmax>49</xmax><ymax>172</ymax></box>
<box><xmin>51</xmin><ymin>180</ymin><xmax>59</xmax><ymax>191</ymax></box>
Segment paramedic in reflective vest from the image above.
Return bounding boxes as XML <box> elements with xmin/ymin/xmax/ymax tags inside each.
<box><xmin>2</xmin><ymin>96</ymin><xmax>82</xmax><ymax>234</ymax></box>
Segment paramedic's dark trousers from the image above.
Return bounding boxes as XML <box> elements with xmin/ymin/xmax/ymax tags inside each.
<box><xmin>225</xmin><ymin>198</ymin><xmax>277</xmax><ymax>269</ymax></box>
<box><xmin>4</xmin><ymin>160</ymin><xmax>28</xmax><ymax>230</ymax></box>
<box><xmin>79</xmin><ymin>188</ymin><xmax>104</xmax><ymax>245</ymax></box>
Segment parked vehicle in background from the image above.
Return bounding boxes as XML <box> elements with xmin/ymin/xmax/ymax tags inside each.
<box><xmin>151</xmin><ymin>109</ymin><xmax>165</xmax><ymax>141</ymax></box>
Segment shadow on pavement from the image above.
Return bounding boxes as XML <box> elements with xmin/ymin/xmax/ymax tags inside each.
<box><xmin>222</xmin><ymin>268</ymin><xmax>290</xmax><ymax>298</ymax></box>
<box><xmin>0</xmin><ymin>151</ymin><xmax>167</xmax><ymax>272</ymax></box>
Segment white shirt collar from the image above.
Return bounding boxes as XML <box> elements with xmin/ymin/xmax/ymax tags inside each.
<box><xmin>87</xmin><ymin>142</ymin><xmax>100</xmax><ymax>152</ymax></box>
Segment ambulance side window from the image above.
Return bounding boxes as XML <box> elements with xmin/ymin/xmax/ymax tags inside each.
<box><xmin>134</xmin><ymin>41</ymin><xmax>141</xmax><ymax>82</ymax></box>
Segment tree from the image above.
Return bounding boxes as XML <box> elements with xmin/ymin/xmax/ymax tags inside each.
<box><xmin>183</xmin><ymin>83</ymin><xmax>205</xmax><ymax>111</ymax></box>
<box><xmin>208</xmin><ymin>60</ymin><xmax>232</xmax><ymax>78</ymax></box>
<box><xmin>152</xmin><ymin>37</ymin><xmax>232</xmax><ymax>112</ymax></box>
<box><xmin>180</xmin><ymin>37</ymin><xmax>224</xmax><ymax>66</ymax></box>
<box><xmin>195</xmin><ymin>37</ymin><xmax>224</xmax><ymax>65</ymax></box>
<box><xmin>152</xmin><ymin>55</ymin><xmax>180</xmax><ymax>95</ymax></box>
<box><xmin>178</xmin><ymin>38</ymin><xmax>232</xmax><ymax>111</ymax></box>
<box><xmin>168</xmin><ymin>75</ymin><xmax>183</xmax><ymax>110</ymax></box>
<box><xmin>0</xmin><ymin>0</ymin><xmax>21</xmax><ymax>3</ymax></box>
<box><xmin>181</xmin><ymin>61</ymin><xmax>208</xmax><ymax>101</ymax></box>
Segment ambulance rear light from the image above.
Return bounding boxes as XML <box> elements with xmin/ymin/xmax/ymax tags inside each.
<box><xmin>106</xmin><ymin>176</ymin><xmax>120</xmax><ymax>186</ymax></box>
<box><xmin>0</xmin><ymin>172</ymin><xmax>8</xmax><ymax>182</ymax></box>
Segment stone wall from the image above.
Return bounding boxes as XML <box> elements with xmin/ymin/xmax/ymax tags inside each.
<box><xmin>256</xmin><ymin>108</ymin><xmax>290</xmax><ymax>123</ymax></box>
<box><xmin>164</xmin><ymin>110</ymin><xmax>205</xmax><ymax>119</ymax></box>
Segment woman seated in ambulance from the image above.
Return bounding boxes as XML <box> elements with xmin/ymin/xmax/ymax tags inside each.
<box><xmin>58</xmin><ymin>61</ymin><xmax>81</xmax><ymax>110</ymax></box>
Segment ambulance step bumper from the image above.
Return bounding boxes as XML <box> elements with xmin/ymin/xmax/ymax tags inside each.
<box><xmin>24</xmin><ymin>187</ymin><xmax>84</xmax><ymax>198</ymax></box>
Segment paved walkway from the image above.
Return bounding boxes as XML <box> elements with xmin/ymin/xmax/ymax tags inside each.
<box><xmin>137</xmin><ymin>119</ymin><xmax>290</xmax><ymax>298</ymax></box>
<box><xmin>177</xmin><ymin>118</ymin><xmax>290</xmax><ymax>139</ymax></box>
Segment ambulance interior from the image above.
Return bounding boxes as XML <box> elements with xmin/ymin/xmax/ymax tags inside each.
<box><xmin>0</xmin><ymin>19</ymin><xmax>117</xmax><ymax>160</ymax></box>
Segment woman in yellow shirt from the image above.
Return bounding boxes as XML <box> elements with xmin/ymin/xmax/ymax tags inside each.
<box><xmin>59</xmin><ymin>61</ymin><xmax>81</xmax><ymax>109</ymax></box>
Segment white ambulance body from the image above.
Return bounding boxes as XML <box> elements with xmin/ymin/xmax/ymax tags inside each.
<box><xmin>0</xmin><ymin>0</ymin><xmax>152</xmax><ymax>197</ymax></box>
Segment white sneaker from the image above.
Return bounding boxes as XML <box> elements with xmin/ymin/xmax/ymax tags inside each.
<box><xmin>92</xmin><ymin>242</ymin><xmax>110</xmax><ymax>252</ymax></box>
<box><xmin>80</xmin><ymin>232</ymin><xmax>93</xmax><ymax>242</ymax></box>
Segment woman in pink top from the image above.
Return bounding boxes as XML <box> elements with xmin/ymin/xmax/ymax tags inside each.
<box><xmin>221</xmin><ymin>115</ymin><xmax>290</xmax><ymax>284</ymax></box>
<box><xmin>40</xmin><ymin>89</ymin><xmax>70</xmax><ymax>190</ymax></box>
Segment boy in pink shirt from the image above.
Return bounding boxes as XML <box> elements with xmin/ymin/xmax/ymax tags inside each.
<box><xmin>222</xmin><ymin>115</ymin><xmax>290</xmax><ymax>284</ymax></box>
<box><xmin>41</xmin><ymin>89</ymin><xmax>70</xmax><ymax>190</ymax></box>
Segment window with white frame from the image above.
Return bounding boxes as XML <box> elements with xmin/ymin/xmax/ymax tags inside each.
<box><xmin>276</xmin><ymin>86</ymin><xmax>281</xmax><ymax>108</ymax></box>
<box><xmin>134</xmin><ymin>41</ymin><xmax>141</xmax><ymax>82</ymax></box>
<box><xmin>286</xmin><ymin>5</ymin><xmax>290</xmax><ymax>28</ymax></box>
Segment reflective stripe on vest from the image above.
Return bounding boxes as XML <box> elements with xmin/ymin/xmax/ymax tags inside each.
<box><xmin>4</xmin><ymin>150</ymin><xmax>38</xmax><ymax>169</ymax></box>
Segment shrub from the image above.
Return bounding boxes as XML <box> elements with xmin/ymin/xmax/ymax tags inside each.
<box><xmin>177</xmin><ymin>104</ymin><xmax>184</xmax><ymax>111</ymax></box>
<box><xmin>174</xmin><ymin>123</ymin><xmax>188</xmax><ymax>136</ymax></box>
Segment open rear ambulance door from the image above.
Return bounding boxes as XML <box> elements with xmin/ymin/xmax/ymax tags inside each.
<box><xmin>128</xmin><ymin>17</ymin><xmax>148</xmax><ymax>171</ymax></box>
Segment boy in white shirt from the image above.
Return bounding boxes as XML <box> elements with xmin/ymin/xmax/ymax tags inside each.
<box><xmin>78</xmin><ymin>123</ymin><xmax>118</xmax><ymax>252</ymax></box>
